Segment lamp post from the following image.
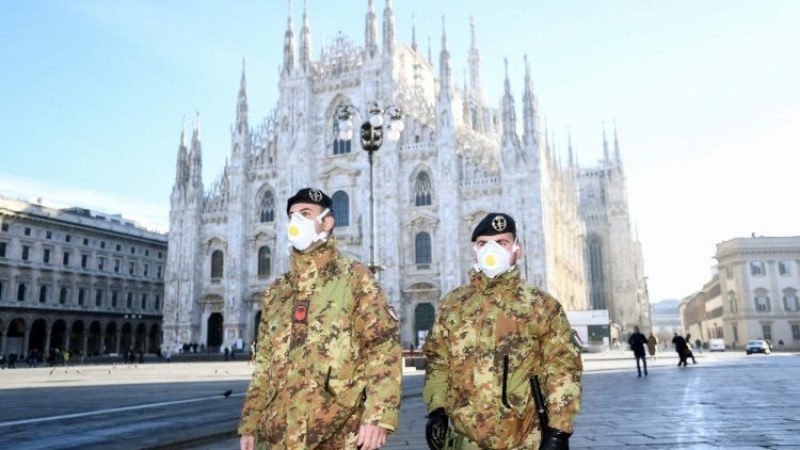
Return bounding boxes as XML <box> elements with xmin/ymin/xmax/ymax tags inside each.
<box><xmin>334</xmin><ymin>102</ymin><xmax>404</xmax><ymax>273</ymax></box>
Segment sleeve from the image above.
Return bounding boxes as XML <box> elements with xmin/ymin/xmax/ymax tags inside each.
<box><xmin>352</xmin><ymin>264</ymin><xmax>403</xmax><ymax>432</ymax></box>
<box><xmin>422</xmin><ymin>295</ymin><xmax>451</xmax><ymax>413</ymax></box>
<box><xmin>539</xmin><ymin>297</ymin><xmax>583</xmax><ymax>434</ymax></box>
<box><xmin>237</xmin><ymin>284</ymin><xmax>279</xmax><ymax>436</ymax></box>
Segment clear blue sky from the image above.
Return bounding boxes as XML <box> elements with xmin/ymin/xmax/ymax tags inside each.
<box><xmin>2</xmin><ymin>1</ymin><xmax>799</xmax><ymax>303</ymax></box>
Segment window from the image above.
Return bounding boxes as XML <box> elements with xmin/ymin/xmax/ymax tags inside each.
<box><xmin>95</xmin><ymin>289</ymin><xmax>103</xmax><ymax>306</ymax></box>
<box><xmin>127</xmin><ymin>292</ymin><xmax>133</xmax><ymax>308</ymax></box>
<box><xmin>43</xmin><ymin>249</ymin><xmax>50</xmax><ymax>263</ymax></box>
<box><xmin>145</xmin><ymin>249</ymin><xmax>149</xmax><ymax>257</ymax></box>
<box><xmin>154</xmin><ymin>295</ymin><xmax>161</xmax><ymax>311</ymax></box>
<box><xmin>750</xmin><ymin>261</ymin><xmax>766</xmax><ymax>276</ymax></box>
<box><xmin>17</xmin><ymin>283</ymin><xmax>26</xmax><ymax>301</ymax></box>
<box><xmin>728</xmin><ymin>292</ymin><xmax>738</xmax><ymax>314</ymax></box>
<box><xmin>46</xmin><ymin>231</ymin><xmax>52</xmax><ymax>239</ymax></box>
<box><xmin>415</xmin><ymin>232</ymin><xmax>432</xmax><ymax>267</ymax></box>
<box><xmin>754</xmin><ymin>293</ymin><xmax>771</xmax><ymax>312</ymax></box>
<box><xmin>414</xmin><ymin>171</ymin><xmax>433</xmax><ymax>206</ymax></box>
<box><xmin>211</xmin><ymin>250</ymin><xmax>224</xmax><ymax>280</ymax></box>
<box><xmin>141</xmin><ymin>293</ymin><xmax>147</xmax><ymax>310</ymax></box>
<box><xmin>65</xmin><ymin>234</ymin><xmax>71</xmax><ymax>243</ymax></box>
<box><xmin>130</xmin><ymin>246</ymin><xmax>136</xmax><ymax>255</ymax></box>
<box><xmin>144</xmin><ymin>264</ymin><xmax>149</xmax><ymax>277</ymax></box>
<box><xmin>78</xmin><ymin>288</ymin><xmax>86</xmax><ymax>306</ymax></box>
<box><xmin>762</xmin><ymin>324</ymin><xmax>772</xmax><ymax>341</ymax></box>
<box><xmin>784</xmin><ymin>294</ymin><xmax>799</xmax><ymax>312</ymax></box>
<box><xmin>59</xmin><ymin>287</ymin><xmax>67</xmax><ymax>304</ymax></box>
<box><xmin>792</xmin><ymin>324</ymin><xmax>800</xmax><ymax>341</ymax></box>
<box><xmin>778</xmin><ymin>261</ymin><xmax>791</xmax><ymax>276</ymax></box>
<box><xmin>24</xmin><ymin>227</ymin><xmax>31</xmax><ymax>236</ymax></box>
<box><xmin>332</xmin><ymin>118</ymin><xmax>352</xmax><ymax>155</ymax></box>
<box><xmin>22</xmin><ymin>245</ymin><xmax>29</xmax><ymax>261</ymax></box>
<box><xmin>81</xmin><ymin>254</ymin><xmax>88</xmax><ymax>268</ymax></box>
<box><xmin>63</xmin><ymin>252</ymin><xmax>70</xmax><ymax>266</ymax></box>
<box><xmin>157</xmin><ymin>266</ymin><xmax>162</xmax><ymax>279</ymax></box>
<box><xmin>258</xmin><ymin>246</ymin><xmax>272</xmax><ymax>278</ymax></box>
<box><xmin>111</xmin><ymin>291</ymin><xmax>118</xmax><ymax>308</ymax></box>
<box><xmin>1</xmin><ymin>223</ymin><xmax>8</xmax><ymax>232</ymax></box>
<box><xmin>331</xmin><ymin>191</ymin><xmax>350</xmax><ymax>227</ymax></box>
<box><xmin>100</xmin><ymin>241</ymin><xmax>105</xmax><ymax>249</ymax></box>
<box><xmin>98</xmin><ymin>257</ymin><xmax>105</xmax><ymax>271</ymax></box>
<box><xmin>259</xmin><ymin>191</ymin><xmax>275</xmax><ymax>223</ymax></box>
<box><xmin>83</xmin><ymin>238</ymin><xmax>89</xmax><ymax>246</ymax></box>
<box><xmin>158</xmin><ymin>251</ymin><xmax>163</xmax><ymax>259</ymax></box>
<box><xmin>0</xmin><ymin>280</ymin><xmax>3</xmax><ymax>300</ymax></box>
<box><xmin>0</xmin><ymin>242</ymin><xmax>6</xmax><ymax>258</ymax></box>
<box><xmin>114</xmin><ymin>259</ymin><xmax>120</xmax><ymax>273</ymax></box>
<box><xmin>39</xmin><ymin>286</ymin><xmax>47</xmax><ymax>303</ymax></box>
<box><xmin>129</xmin><ymin>262</ymin><xmax>135</xmax><ymax>276</ymax></box>
<box><xmin>116</xmin><ymin>244</ymin><xmax>121</xmax><ymax>251</ymax></box>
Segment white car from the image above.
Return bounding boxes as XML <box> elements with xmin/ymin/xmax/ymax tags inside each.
<box><xmin>745</xmin><ymin>339</ymin><xmax>771</xmax><ymax>355</ymax></box>
<box><xmin>708</xmin><ymin>339</ymin><xmax>725</xmax><ymax>352</ymax></box>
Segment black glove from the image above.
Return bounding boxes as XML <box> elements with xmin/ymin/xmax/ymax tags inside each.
<box><xmin>539</xmin><ymin>428</ymin><xmax>571</xmax><ymax>450</ymax></box>
<box><xmin>425</xmin><ymin>407</ymin><xmax>448</xmax><ymax>450</ymax></box>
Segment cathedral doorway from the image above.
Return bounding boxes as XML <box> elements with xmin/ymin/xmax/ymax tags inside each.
<box><xmin>414</xmin><ymin>303</ymin><xmax>435</xmax><ymax>347</ymax></box>
<box><xmin>50</xmin><ymin>319</ymin><xmax>67</xmax><ymax>353</ymax></box>
<box><xmin>207</xmin><ymin>313</ymin><xmax>224</xmax><ymax>352</ymax></box>
<box><xmin>29</xmin><ymin>318</ymin><xmax>47</xmax><ymax>356</ymax></box>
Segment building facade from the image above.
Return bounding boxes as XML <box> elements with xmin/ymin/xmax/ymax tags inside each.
<box><xmin>712</xmin><ymin>236</ymin><xmax>800</xmax><ymax>350</ymax></box>
<box><xmin>0</xmin><ymin>195</ymin><xmax>167</xmax><ymax>360</ymax></box>
<box><xmin>164</xmin><ymin>2</ymin><xmax>644</xmax><ymax>349</ymax></box>
<box><xmin>679</xmin><ymin>274</ymin><xmax>722</xmax><ymax>349</ymax></box>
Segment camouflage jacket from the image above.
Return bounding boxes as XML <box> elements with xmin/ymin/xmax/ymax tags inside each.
<box><xmin>239</xmin><ymin>237</ymin><xmax>402</xmax><ymax>448</ymax></box>
<box><xmin>423</xmin><ymin>267</ymin><xmax>582</xmax><ymax>449</ymax></box>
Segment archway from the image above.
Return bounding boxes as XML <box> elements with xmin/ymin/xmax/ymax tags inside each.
<box><xmin>148</xmin><ymin>323</ymin><xmax>162</xmax><ymax>354</ymax></box>
<box><xmin>88</xmin><ymin>321</ymin><xmax>102</xmax><ymax>356</ymax></box>
<box><xmin>29</xmin><ymin>318</ymin><xmax>47</xmax><ymax>358</ymax></box>
<box><xmin>68</xmin><ymin>320</ymin><xmax>84</xmax><ymax>355</ymax></box>
<box><xmin>207</xmin><ymin>313</ymin><xmax>224</xmax><ymax>352</ymax></box>
<box><xmin>135</xmin><ymin>323</ymin><xmax>147</xmax><ymax>353</ymax></box>
<box><xmin>6</xmin><ymin>318</ymin><xmax>26</xmax><ymax>363</ymax></box>
<box><xmin>50</xmin><ymin>319</ymin><xmax>67</xmax><ymax>353</ymax></box>
<box><xmin>104</xmin><ymin>322</ymin><xmax>117</xmax><ymax>354</ymax></box>
<box><xmin>120</xmin><ymin>322</ymin><xmax>133</xmax><ymax>352</ymax></box>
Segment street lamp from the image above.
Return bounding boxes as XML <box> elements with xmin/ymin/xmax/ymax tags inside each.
<box><xmin>334</xmin><ymin>102</ymin><xmax>404</xmax><ymax>273</ymax></box>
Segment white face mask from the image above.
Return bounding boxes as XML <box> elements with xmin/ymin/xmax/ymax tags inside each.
<box><xmin>287</xmin><ymin>208</ymin><xmax>329</xmax><ymax>251</ymax></box>
<box><xmin>474</xmin><ymin>240</ymin><xmax>517</xmax><ymax>278</ymax></box>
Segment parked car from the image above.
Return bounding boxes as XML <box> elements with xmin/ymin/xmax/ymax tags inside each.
<box><xmin>708</xmin><ymin>339</ymin><xmax>725</xmax><ymax>352</ymax></box>
<box><xmin>745</xmin><ymin>339</ymin><xmax>771</xmax><ymax>355</ymax></box>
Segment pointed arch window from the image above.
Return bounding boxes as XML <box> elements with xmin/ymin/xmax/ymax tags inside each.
<box><xmin>414</xmin><ymin>171</ymin><xmax>433</xmax><ymax>206</ymax></box>
<box><xmin>211</xmin><ymin>250</ymin><xmax>224</xmax><ymax>280</ymax></box>
<box><xmin>415</xmin><ymin>232</ymin><xmax>432</xmax><ymax>268</ymax></box>
<box><xmin>259</xmin><ymin>191</ymin><xmax>275</xmax><ymax>223</ymax></box>
<box><xmin>333</xmin><ymin>120</ymin><xmax>352</xmax><ymax>155</ymax></box>
<box><xmin>258</xmin><ymin>246</ymin><xmax>272</xmax><ymax>278</ymax></box>
<box><xmin>332</xmin><ymin>191</ymin><xmax>350</xmax><ymax>227</ymax></box>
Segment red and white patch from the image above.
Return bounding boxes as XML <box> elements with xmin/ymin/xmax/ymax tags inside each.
<box><xmin>293</xmin><ymin>302</ymin><xmax>309</xmax><ymax>323</ymax></box>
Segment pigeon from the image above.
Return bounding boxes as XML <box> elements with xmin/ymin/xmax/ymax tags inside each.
<box><xmin>223</xmin><ymin>390</ymin><xmax>233</xmax><ymax>398</ymax></box>
<box><xmin>214</xmin><ymin>369</ymin><xmax>218</xmax><ymax>374</ymax></box>
<box><xmin>76</xmin><ymin>369</ymin><xmax>82</xmax><ymax>374</ymax></box>
<box><xmin>49</xmin><ymin>368</ymin><xmax>55</xmax><ymax>375</ymax></box>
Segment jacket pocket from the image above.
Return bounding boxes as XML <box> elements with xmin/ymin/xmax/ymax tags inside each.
<box><xmin>258</xmin><ymin>390</ymin><xmax>282</xmax><ymax>446</ymax></box>
<box><xmin>306</xmin><ymin>366</ymin><xmax>366</xmax><ymax>446</ymax></box>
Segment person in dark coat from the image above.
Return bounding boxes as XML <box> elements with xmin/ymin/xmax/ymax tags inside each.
<box><xmin>628</xmin><ymin>326</ymin><xmax>649</xmax><ymax>377</ymax></box>
<box><xmin>672</xmin><ymin>332</ymin><xmax>689</xmax><ymax>367</ymax></box>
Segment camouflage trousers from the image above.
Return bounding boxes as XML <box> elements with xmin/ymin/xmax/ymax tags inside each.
<box><xmin>443</xmin><ymin>428</ymin><xmax>542</xmax><ymax>450</ymax></box>
<box><xmin>255</xmin><ymin>412</ymin><xmax>361</xmax><ymax>449</ymax></box>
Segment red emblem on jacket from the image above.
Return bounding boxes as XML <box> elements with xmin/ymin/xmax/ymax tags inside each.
<box><xmin>293</xmin><ymin>302</ymin><xmax>309</xmax><ymax>323</ymax></box>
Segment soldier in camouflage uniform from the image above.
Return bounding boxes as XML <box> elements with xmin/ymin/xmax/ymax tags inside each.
<box><xmin>423</xmin><ymin>213</ymin><xmax>582</xmax><ymax>450</ymax></box>
<box><xmin>239</xmin><ymin>188</ymin><xmax>402</xmax><ymax>450</ymax></box>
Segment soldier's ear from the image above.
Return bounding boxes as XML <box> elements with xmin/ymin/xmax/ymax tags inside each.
<box><xmin>321</xmin><ymin>214</ymin><xmax>335</xmax><ymax>232</ymax></box>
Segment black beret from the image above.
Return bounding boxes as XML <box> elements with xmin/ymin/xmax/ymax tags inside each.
<box><xmin>471</xmin><ymin>213</ymin><xmax>517</xmax><ymax>242</ymax></box>
<box><xmin>286</xmin><ymin>188</ymin><xmax>333</xmax><ymax>215</ymax></box>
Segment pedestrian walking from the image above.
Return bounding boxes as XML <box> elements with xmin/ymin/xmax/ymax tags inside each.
<box><xmin>685</xmin><ymin>334</ymin><xmax>697</xmax><ymax>364</ymax></box>
<box><xmin>423</xmin><ymin>213</ymin><xmax>582</xmax><ymax>450</ymax></box>
<box><xmin>628</xmin><ymin>326</ymin><xmax>648</xmax><ymax>377</ymax></box>
<box><xmin>647</xmin><ymin>332</ymin><xmax>658</xmax><ymax>361</ymax></box>
<box><xmin>672</xmin><ymin>333</ymin><xmax>689</xmax><ymax>367</ymax></box>
<box><xmin>238</xmin><ymin>188</ymin><xmax>402</xmax><ymax>450</ymax></box>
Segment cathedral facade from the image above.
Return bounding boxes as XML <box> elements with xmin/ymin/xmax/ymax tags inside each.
<box><xmin>164</xmin><ymin>1</ymin><xmax>644</xmax><ymax>351</ymax></box>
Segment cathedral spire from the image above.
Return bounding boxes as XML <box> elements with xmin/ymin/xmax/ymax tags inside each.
<box><xmin>189</xmin><ymin>113</ymin><xmax>203</xmax><ymax>187</ymax></box>
<box><xmin>411</xmin><ymin>13</ymin><xmax>418</xmax><ymax>52</ymax></box>
<box><xmin>236</xmin><ymin>59</ymin><xmax>248</xmax><ymax>134</ymax></box>
<box><xmin>614</xmin><ymin>122</ymin><xmax>622</xmax><ymax>163</ymax></box>
<box><xmin>365</xmin><ymin>0</ymin><xmax>378</xmax><ymax>58</ymax></box>
<box><xmin>522</xmin><ymin>54</ymin><xmax>540</xmax><ymax>148</ymax></box>
<box><xmin>568</xmin><ymin>128</ymin><xmax>575</xmax><ymax>167</ymax></box>
<box><xmin>602</xmin><ymin>122</ymin><xmax>610</xmax><ymax>161</ymax></box>
<box><xmin>383</xmin><ymin>0</ymin><xmax>395</xmax><ymax>55</ymax></box>
<box><xmin>299</xmin><ymin>0</ymin><xmax>311</xmax><ymax>72</ymax></box>
<box><xmin>468</xmin><ymin>16</ymin><xmax>482</xmax><ymax>96</ymax></box>
<box><xmin>427</xmin><ymin>35</ymin><xmax>432</xmax><ymax>64</ymax></box>
<box><xmin>282</xmin><ymin>0</ymin><xmax>295</xmax><ymax>75</ymax></box>
<box><xmin>175</xmin><ymin>117</ymin><xmax>189</xmax><ymax>183</ymax></box>
<box><xmin>438</xmin><ymin>16</ymin><xmax>452</xmax><ymax>98</ymax></box>
<box><xmin>501</xmin><ymin>58</ymin><xmax>520</xmax><ymax>149</ymax></box>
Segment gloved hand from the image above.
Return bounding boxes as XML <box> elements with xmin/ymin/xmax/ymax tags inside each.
<box><xmin>425</xmin><ymin>407</ymin><xmax>449</xmax><ymax>450</ymax></box>
<box><xmin>539</xmin><ymin>428</ymin><xmax>571</xmax><ymax>450</ymax></box>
